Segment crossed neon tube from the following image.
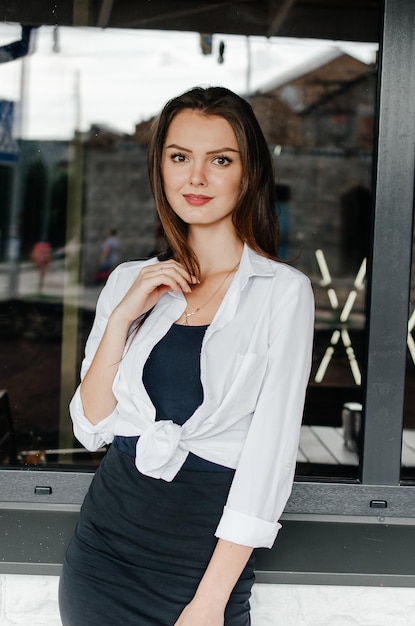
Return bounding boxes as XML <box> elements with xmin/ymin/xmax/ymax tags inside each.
<box><xmin>314</xmin><ymin>249</ymin><xmax>366</xmax><ymax>385</ymax></box>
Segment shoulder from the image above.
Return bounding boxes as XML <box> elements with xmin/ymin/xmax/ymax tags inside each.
<box><xmin>269</xmin><ymin>264</ymin><xmax>314</xmax><ymax>315</ymax></box>
<box><xmin>244</xmin><ymin>249</ymin><xmax>314</xmax><ymax>320</ymax></box>
<box><xmin>273</xmin><ymin>260</ymin><xmax>312</xmax><ymax>290</ymax></box>
<box><xmin>250</xmin><ymin>256</ymin><xmax>315</xmax><ymax>329</ymax></box>
<box><xmin>246</xmin><ymin>247</ymin><xmax>312</xmax><ymax>292</ymax></box>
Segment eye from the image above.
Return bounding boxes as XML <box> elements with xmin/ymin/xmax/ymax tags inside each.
<box><xmin>170</xmin><ymin>152</ymin><xmax>188</xmax><ymax>163</ymax></box>
<box><xmin>212</xmin><ymin>155</ymin><xmax>232</xmax><ymax>166</ymax></box>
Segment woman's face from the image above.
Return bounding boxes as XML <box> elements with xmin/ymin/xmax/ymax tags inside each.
<box><xmin>161</xmin><ymin>109</ymin><xmax>243</xmax><ymax>229</ymax></box>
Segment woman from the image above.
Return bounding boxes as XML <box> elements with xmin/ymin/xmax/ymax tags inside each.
<box><xmin>59</xmin><ymin>86</ymin><xmax>314</xmax><ymax>626</ymax></box>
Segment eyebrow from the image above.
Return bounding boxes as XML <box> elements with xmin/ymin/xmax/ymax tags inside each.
<box><xmin>164</xmin><ymin>143</ymin><xmax>240</xmax><ymax>154</ymax></box>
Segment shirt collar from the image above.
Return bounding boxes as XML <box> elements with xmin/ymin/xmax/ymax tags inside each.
<box><xmin>167</xmin><ymin>243</ymin><xmax>275</xmax><ymax>302</ymax></box>
<box><xmin>236</xmin><ymin>243</ymin><xmax>275</xmax><ymax>291</ymax></box>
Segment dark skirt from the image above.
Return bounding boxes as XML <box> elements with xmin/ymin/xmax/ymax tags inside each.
<box><xmin>59</xmin><ymin>445</ymin><xmax>255</xmax><ymax>626</ymax></box>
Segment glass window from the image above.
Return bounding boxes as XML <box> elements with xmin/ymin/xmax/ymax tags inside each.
<box><xmin>250</xmin><ymin>50</ymin><xmax>377</xmax><ymax>479</ymax></box>
<box><xmin>0</xmin><ymin>23</ymin><xmax>377</xmax><ymax>478</ymax></box>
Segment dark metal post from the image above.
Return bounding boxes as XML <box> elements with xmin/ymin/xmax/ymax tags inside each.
<box><xmin>361</xmin><ymin>0</ymin><xmax>415</xmax><ymax>484</ymax></box>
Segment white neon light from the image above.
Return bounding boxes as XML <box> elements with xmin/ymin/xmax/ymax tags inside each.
<box><xmin>315</xmin><ymin>249</ymin><xmax>332</xmax><ymax>286</ymax></box>
<box><xmin>314</xmin><ymin>346</ymin><xmax>334</xmax><ymax>383</ymax></box>
<box><xmin>314</xmin><ymin>250</ymin><xmax>366</xmax><ymax>385</ymax></box>
<box><xmin>354</xmin><ymin>258</ymin><xmax>367</xmax><ymax>289</ymax></box>
<box><xmin>341</xmin><ymin>329</ymin><xmax>361</xmax><ymax>385</ymax></box>
<box><xmin>314</xmin><ymin>330</ymin><xmax>340</xmax><ymax>383</ymax></box>
<box><xmin>340</xmin><ymin>290</ymin><xmax>357</xmax><ymax>323</ymax></box>
<box><xmin>327</xmin><ymin>288</ymin><xmax>339</xmax><ymax>309</ymax></box>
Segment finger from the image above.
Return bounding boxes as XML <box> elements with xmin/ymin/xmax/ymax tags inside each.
<box><xmin>142</xmin><ymin>267</ymin><xmax>191</xmax><ymax>294</ymax></box>
<box><xmin>151</xmin><ymin>263</ymin><xmax>195</xmax><ymax>292</ymax></box>
<box><xmin>158</xmin><ymin>261</ymin><xmax>198</xmax><ymax>284</ymax></box>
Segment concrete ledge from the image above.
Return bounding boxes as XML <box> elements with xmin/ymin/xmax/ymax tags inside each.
<box><xmin>1</xmin><ymin>506</ymin><xmax>415</xmax><ymax>587</ymax></box>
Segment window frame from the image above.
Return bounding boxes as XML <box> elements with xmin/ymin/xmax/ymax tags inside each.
<box><xmin>1</xmin><ymin>0</ymin><xmax>415</xmax><ymax>581</ymax></box>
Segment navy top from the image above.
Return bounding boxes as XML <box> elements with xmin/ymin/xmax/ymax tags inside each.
<box><xmin>113</xmin><ymin>323</ymin><xmax>232</xmax><ymax>472</ymax></box>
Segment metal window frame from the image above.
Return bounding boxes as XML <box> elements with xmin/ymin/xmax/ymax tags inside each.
<box><xmin>361</xmin><ymin>0</ymin><xmax>415</xmax><ymax>486</ymax></box>
<box><xmin>292</xmin><ymin>0</ymin><xmax>415</xmax><ymax>514</ymax></box>
<box><xmin>1</xmin><ymin>0</ymin><xmax>415</xmax><ymax>581</ymax></box>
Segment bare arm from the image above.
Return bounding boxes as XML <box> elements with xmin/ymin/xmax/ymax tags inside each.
<box><xmin>79</xmin><ymin>312</ymin><xmax>132</xmax><ymax>425</ymax></box>
<box><xmin>80</xmin><ymin>261</ymin><xmax>195</xmax><ymax>425</ymax></box>
<box><xmin>174</xmin><ymin>539</ymin><xmax>253</xmax><ymax>626</ymax></box>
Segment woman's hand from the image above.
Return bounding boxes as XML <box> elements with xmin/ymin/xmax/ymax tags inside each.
<box><xmin>174</xmin><ymin>540</ymin><xmax>253</xmax><ymax>626</ymax></box>
<box><xmin>174</xmin><ymin>597</ymin><xmax>224</xmax><ymax>626</ymax></box>
<box><xmin>79</xmin><ymin>260</ymin><xmax>196</xmax><ymax>425</ymax></box>
<box><xmin>113</xmin><ymin>260</ymin><xmax>197</xmax><ymax>324</ymax></box>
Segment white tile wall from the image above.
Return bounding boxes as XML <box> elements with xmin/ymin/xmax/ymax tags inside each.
<box><xmin>1</xmin><ymin>575</ymin><xmax>415</xmax><ymax>625</ymax></box>
<box><xmin>251</xmin><ymin>584</ymin><xmax>415</xmax><ymax>626</ymax></box>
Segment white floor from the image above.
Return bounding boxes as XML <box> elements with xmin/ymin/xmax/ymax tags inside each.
<box><xmin>1</xmin><ymin>575</ymin><xmax>415</xmax><ymax>626</ymax></box>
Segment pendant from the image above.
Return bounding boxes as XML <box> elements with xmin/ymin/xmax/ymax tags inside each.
<box><xmin>182</xmin><ymin>308</ymin><xmax>200</xmax><ymax>325</ymax></box>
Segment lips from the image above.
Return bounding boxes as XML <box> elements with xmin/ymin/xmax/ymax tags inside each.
<box><xmin>183</xmin><ymin>194</ymin><xmax>213</xmax><ymax>206</ymax></box>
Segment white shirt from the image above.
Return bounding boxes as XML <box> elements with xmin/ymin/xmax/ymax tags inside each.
<box><xmin>70</xmin><ymin>244</ymin><xmax>314</xmax><ymax>548</ymax></box>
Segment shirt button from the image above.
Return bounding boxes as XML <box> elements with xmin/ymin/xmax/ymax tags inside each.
<box><xmin>187</xmin><ymin>425</ymin><xmax>194</xmax><ymax>433</ymax></box>
<box><xmin>286</xmin><ymin>462</ymin><xmax>292</xmax><ymax>469</ymax></box>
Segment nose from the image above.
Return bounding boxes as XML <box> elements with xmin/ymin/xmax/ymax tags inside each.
<box><xmin>189</xmin><ymin>161</ymin><xmax>207</xmax><ymax>187</ymax></box>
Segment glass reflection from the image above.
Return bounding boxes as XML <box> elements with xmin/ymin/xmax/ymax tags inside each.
<box><xmin>253</xmin><ymin>51</ymin><xmax>375</xmax><ymax>479</ymax></box>
<box><xmin>0</xmin><ymin>24</ymin><xmax>377</xmax><ymax>474</ymax></box>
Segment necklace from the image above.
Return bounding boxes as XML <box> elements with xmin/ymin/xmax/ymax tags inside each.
<box><xmin>180</xmin><ymin>261</ymin><xmax>240</xmax><ymax>326</ymax></box>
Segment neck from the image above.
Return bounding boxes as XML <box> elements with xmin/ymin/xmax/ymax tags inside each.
<box><xmin>188</xmin><ymin>226</ymin><xmax>243</xmax><ymax>277</ymax></box>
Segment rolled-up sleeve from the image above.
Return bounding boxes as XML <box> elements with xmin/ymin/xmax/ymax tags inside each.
<box><xmin>215</xmin><ymin>272</ymin><xmax>314</xmax><ymax>548</ymax></box>
<box><xmin>69</xmin><ymin>387</ymin><xmax>117</xmax><ymax>449</ymax></box>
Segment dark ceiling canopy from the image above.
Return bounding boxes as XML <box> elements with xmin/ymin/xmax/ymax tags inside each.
<box><xmin>0</xmin><ymin>0</ymin><xmax>380</xmax><ymax>42</ymax></box>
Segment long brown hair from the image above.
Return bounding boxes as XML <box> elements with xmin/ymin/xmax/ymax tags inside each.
<box><xmin>147</xmin><ymin>86</ymin><xmax>280</xmax><ymax>277</ymax></box>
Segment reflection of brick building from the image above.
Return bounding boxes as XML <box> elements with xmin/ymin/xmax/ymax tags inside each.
<box><xmin>249</xmin><ymin>52</ymin><xmax>376</xmax><ymax>275</ymax></box>
<box><xmin>81</xmin><ymin>124</ymin><xmax>156</xmax><ymax>283</ymax></box>
<box><xmin>80</xmin><ymin>52</ymin><xmax>376</xmax><ymax>280</ymax></box>
<box><xmin>250</xmin><ymin>51</ymin><xmax>375</xmax><ymax>150</ymax></box>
